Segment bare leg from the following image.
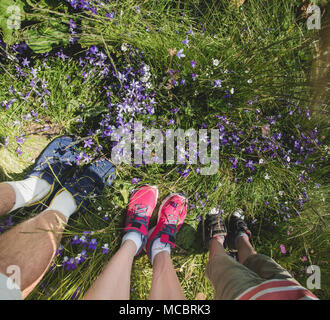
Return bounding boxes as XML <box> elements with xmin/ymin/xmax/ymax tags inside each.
<box><xmin>209</xmin><ymin>236</ymin><xmax>256</xmax><ymax>264</ymax></box>
<box><xmin>148</xmin><ymin>251</ymin><xmax>185</xmax><ymax>300</ymax></box>
<box><xmin>0</xmin><ymin>210</ymin><xmax>66</xmax><ymax>299</ymax></box>
<box><xmin>209</xmin><ymin>236</ymin><xmax>227</xmax><ymax>259</ymax></box>
<box><xmin>83</xmin><ymin>239</ymin><xmax>136</xmax><ymax>300</ymax></box>
<box><xmin>236</xmin><ymin>236</ymin><xmax>257</xmax><ymax>264</ymax></box>
<box><xmin>0</xmin><ymin>183</ymin><xmax>15</xmax><ymax>216</ymax></box>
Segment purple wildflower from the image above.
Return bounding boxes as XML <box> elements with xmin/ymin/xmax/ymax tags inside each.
<box><xmin>230</xmin><ymin>157</ymin><xmax>238</xmax><ymax>169</ymax></box>
<box><xmin>83</xmin><ymin>138</ymin><xmax>94</xmax><ymax>148</ymax></box>
<box><xmin>213</xmin><ymin>79</ymin><xmax>222</xmax><ymax>88</ymax></box>
<box><xmin>16</xmin><ymin>147</ymin><xmax>22</xmax><ymax>156</ymax></box>
<box><xmin>182</xmin><ymin>37</ymin><xmax>190</xmax><ymax>48</ymax></box>
<box><xmin>22</xmin><ymin>58</ymin><xmax>30</xmax><ymax>67</ymax></box>
<box><xmin>176</xmin><ymin>49</ymin><xmax>185</xmax><ymax>59</ymax></box>
<box><xmin>15</xmin><ymin>135</ymin><xmax>25</xmax><ymax>144</ymax></box>
<box><xmin>102</xmin><ymin>244</ymin><xmax>109</xmax><ymax>255</ymax></box>
<box><xmin>72</xmin><ymin>235</ymin><xmax>80</xmax><ymax>245</ymax></box>
<box><xmin>57</xmin><ymin>244</ymin><xmax>63</xmax><ymax>256</ymax></box>
<box><xmin>245</xmin><ymin>160</ymin><xmax>255</xmax><ymax>171</ymax></box>
<box><xmin>90</xmin><ymin>46</ymin><xmax>99</xmax><ymax>54</ymax></box>
<box><xmin>105</xmin><ymin>12</ymin><xmax>115</xmax><ymax>19</ymax></box>
<box><xmin>88</xmin><ymin>239</ymin><xmax>98</xmax><ymax>250</ymax></box>
<box><xmin>69</xmin><ymin>18</ymin><xmax>77</xmax><ymax>29</ymax></box>
<box><xmin>187</xmin><ymin>25</ymin><xmax>194</xmax><ymax>35</ymax></box>
<box><xmin>3</xmin><ymin>137</ymin><xmax>9</xmax><ymax>147</ymax></box>
<box><xmin>131</xmin><ymin>178</ymin><xmax>140</xmax><ymax>184</ymax></box>
<box><xmin>66</xmin><ymin>257</ymin><xmax>77</xmax><ymax>270</ymax></box>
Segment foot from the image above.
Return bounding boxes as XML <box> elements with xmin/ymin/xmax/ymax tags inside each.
<box><xmin>224</xmin><ymin>209</ymin><xmax>252</xmax><ymax>251</ymax></box>
<box><xmin>146</xmin><ymin>193</ymin><xmax>187</xmax><ymax>261</ymax></box>
<box><xmin>25</xmin><ymin>135</ymin><xmax>78</xmax><ymax>207</ymax></box>
<box><xmin>204</xmin><ymin>207</ymin><xmax>227</xmax><ymax>248</ymax></box>
<box><xmin>123</xmin><ymin>185</ymin><xmax>158</xmax><ymax>255</ymax></box>
<box><xmin>55</xmin><ymin>157</ymin><xmax>116</xmax><ymax>215</ymax></box>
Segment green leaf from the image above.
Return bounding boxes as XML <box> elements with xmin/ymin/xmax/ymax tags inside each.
<box><xmin>119</xmin><ymin>187</ymin><xmax>129</xmax><ymax>204</ymax></box>
<box><xmin>23</xmin><ymin>20</ymin><xmax>68</xmax><ymax>53</ymax></box>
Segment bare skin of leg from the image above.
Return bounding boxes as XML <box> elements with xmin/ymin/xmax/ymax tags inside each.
<box><xmin>0</xmin><ymin>210</ymin><xmax>66</xmax><ymax>299</ymax></box>
<box><xmin>236</xmin><ymin>236</ymin><xmax>257</xmax><ymax>264</ymax></box>
<box><xmin>83</xmin><ymin>239</ymin><xmax>136</xmax><ymax>300</ymax></box>
<box><xmin>148</xmin><ymin>251</ymin><xmax>186</xmax><ymax>300</ymax></box>
<box><xmin>208</xmin><ymin>236</ymin><xmax>257</xmax><ymax>264</ymax></box>
<box><xmin>0</xmin><ymin>183</ymin><xmax>16</xmax><ymax>216</ymax></box>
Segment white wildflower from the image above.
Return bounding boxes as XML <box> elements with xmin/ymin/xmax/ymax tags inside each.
<box><xmin>212</xmin><ymin>58</ymin><xmax>219</xmax><ymax>66</ymax></box>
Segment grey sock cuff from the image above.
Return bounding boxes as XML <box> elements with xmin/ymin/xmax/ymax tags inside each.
<box><xmin>234</xmin><ymin>231</ymin><xmax>249</xmax><ymax>247</ymax></box>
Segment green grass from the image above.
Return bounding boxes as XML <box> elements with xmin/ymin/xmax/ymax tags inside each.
<box><xmin>0</xmin><ymin>0</ymin><xmax>329</xmax><ymax>300</ymax></box>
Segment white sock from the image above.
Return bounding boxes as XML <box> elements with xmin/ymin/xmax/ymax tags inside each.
<box><xmin>151</xmin><ymin>238</ymin><xmax>171</xmax><ymax>265</ymax></box>
<box><xmin>44</xmin><ymin>190</ymin><xmax>77</xmax><ymax>222</ymax></box>
<box><xmin>121</xmin><ymin>231</ymin><xmax>143</xmax><ymax>255</ymax></box>
<box><xmin>6</xmin><ymin>177</ymin><xmax>51</xmax><ymax>212</ymax></box>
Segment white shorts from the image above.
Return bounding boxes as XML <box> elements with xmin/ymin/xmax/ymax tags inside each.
<box><xmin>0</xmin><ymin>273</ymin><xmax>22</xmax><ymax>300</ymax></box>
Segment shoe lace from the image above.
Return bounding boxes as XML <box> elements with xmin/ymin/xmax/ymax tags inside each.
<box><xmin>130</xmin><ymin>205</ymin><xmax>149</xmax><ymax>228</ymax></box>
<box><xmin>160</xmin><ymin>223</ymin><xmax>176</xmax><ymax>237</ymax></box>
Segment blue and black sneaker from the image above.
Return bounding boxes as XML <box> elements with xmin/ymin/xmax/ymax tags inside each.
<box><xmin>25</xmin><ymin>135</ymin><xmax>79</xmax><ymax>209</ymax></box>
<box><xmin>54</xmin><ymin>158</ymin><xmax>116</xmax><ymax>215</ymax></box>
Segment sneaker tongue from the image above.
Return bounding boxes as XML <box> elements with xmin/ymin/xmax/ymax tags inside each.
<box><xmin>160</xmin><ymin>233</ymin><xmax>175</xmax><ymax>249</ymax></box>
<box><xmin>160</xmin><ymin>233</ymin><xmax>169</xmax><ymax>243</ymax></box>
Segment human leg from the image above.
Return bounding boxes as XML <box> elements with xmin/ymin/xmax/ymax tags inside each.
<box><xmin>204</xmin><ymin>208</ymin><xmax>262</xmax><ymax>300</ymax></box>
<box><xmin>146</xmin><ymin>194</ymin><xmax>188</xmax><ymax>300</ymax></box>
<box><xmin>0</xmin><ymin>183</ymin><xmax>16</xmax><ymax>216</ymax></box>
<box><xmin>236</xmin><ymin>235</ymin><xmax>257</xmax><ymax>264</ymax></box>
<box><xmin>149</xmin><ymin>251</ymin><xmax>185</xmax><ymax>300</ymax></box>
<box><xmin>0</xmin><ymin>209</ymin><xmax>66</xmax><ymax>299</ymax></box>
<box><xmin>83</xmin><ymin>239</ymin><xmax>137</xmax><ymax>300</ymax></box>
<box><xmin>206</xmin><ymin>237</ymin><xmax>263</xmax><ymax>300</ymax></box>
<box><xmin>0</xmin><ymin>152</ymin><xmax>115</xmax><ymax>300</ymax></box>
<box><xmin>84</xmin><ymin>185</ymin><xmax>158</xmax><ymax>300</ymax></box>
<box><xmin>243</xmin><ymin>253</ymin><xmax>294</xmax><ymax>281</ymax></box>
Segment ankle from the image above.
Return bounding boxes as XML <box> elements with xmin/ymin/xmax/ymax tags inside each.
<box><xmin>121</xmin><ymin>238</ymin><xmax>140</xmax><ymax>257</ymax></box>
<box><xmin>236</xmin><ymin>234</ymin><xmax>251</xmax><ymax>249</ymax></box>
<box><xmin>121</xmin><ymin>232</ymin><xmax>143</xmax><ymax>256</ymax></box>
<box><xmin>6</xmin><ymin>178</ymin><xmax>51</xmax><ymax>212</ymax></box>
<box><xmin>151</xmin><ymin>238</ymin><xmax>171</xmax><ymax>265</ymax></box>
<box><xmin>45</xmin><ymin>189</ymin><xmax>77</xmax><ymax>222</ymax></box>
<box><xmin>212</xmin><ymin>235</ymin><xmax>225</xmax><ymax>245</ymax></box>
<box><xmin>236</xmin><ymin>236</ymin><xmax>257</xmax><ymax>264</ymax></box>
<box><xmin>209</xmin><ymin>238</ymin><xmax>226</xmax><ymax>258</ymax></box>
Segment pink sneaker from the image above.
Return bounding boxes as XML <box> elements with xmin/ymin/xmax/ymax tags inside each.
<box><xmin>146</xmin><ymin>193</ymin><xmax>188</xmax><ymax>260</ymax></box>
<box><xmin>124</xmin><ymin>185</ymin><xmax>158</xmax><ymax>255</ymax></box>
